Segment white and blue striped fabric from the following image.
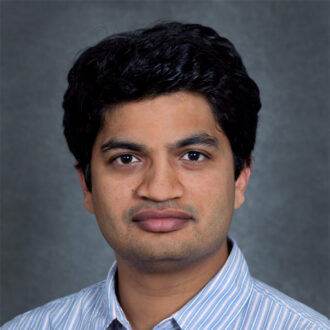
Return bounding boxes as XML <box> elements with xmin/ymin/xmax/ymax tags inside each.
<box><xmin>2</xmin><ymin>239</ymin><xmax>329</xmax><ymax>329</ymax></box>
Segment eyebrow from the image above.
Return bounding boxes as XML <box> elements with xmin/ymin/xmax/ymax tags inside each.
<box><xmin>101</xmin><ymin>133</ymin><xmax>219</xmax><ymax>153</ymax></box>
<box><xmin>101</xmin><ymin>140</ymin><xmax>146</xmax><ymax>153</ymax></box>
<box><xmin>169</xmin><ymin>133</ymin><xmax>219</xmax><ymax>150</ymax></box>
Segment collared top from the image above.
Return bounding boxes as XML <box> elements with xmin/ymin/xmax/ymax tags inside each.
<box><xmin>2</xmin><ymin>239</ymin><xmax>329</xmax><ymax>329</ymax></box>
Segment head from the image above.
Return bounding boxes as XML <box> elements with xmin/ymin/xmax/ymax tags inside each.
<box><xmin>62</xmin><ymin>22</ymin><xmax>261</xmax><ymax>271</ymax></box>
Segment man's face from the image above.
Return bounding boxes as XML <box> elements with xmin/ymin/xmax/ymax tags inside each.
<box><xmin>79</xmin><ymin>91</ymin><xmax>250</xmax><ymax>271</ymax></box>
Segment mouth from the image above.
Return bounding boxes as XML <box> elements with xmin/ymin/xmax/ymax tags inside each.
<box><xmin>132</xmin><ymin>209</ymin><xmax>193</xmax><ymax>233</ymax></box>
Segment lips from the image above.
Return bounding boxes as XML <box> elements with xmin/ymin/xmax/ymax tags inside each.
<box><xmin>132</xmin><ymin>209</ymin><xmax>192</xmax><ymax>233</ymax></box>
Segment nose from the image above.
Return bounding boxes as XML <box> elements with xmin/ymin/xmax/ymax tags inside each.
<box><xmin>135</xmin><ymin>156</ymin><xmax>184</xmax><ymax>202</ymax></box>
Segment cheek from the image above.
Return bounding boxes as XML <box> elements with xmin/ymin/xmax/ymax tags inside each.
<box><xmin>184</xmin><ymin>169</ymin><xmax>234</xmax><ymax>206</ymax></box>
<box><xmin>90</xmin><ymin>176</ymin><xmax>127</xmax><ymax>223</ymax></box>
<box><xmin>95</xmin><ymin>179</ymin><xmax>131</xmax><ymax>208</ymax></box>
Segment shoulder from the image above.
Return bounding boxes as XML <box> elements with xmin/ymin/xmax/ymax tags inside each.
<box><xmin>244</xmin><ymin>278</ymin><xmax>330</xmax><ymax>329</ymax></box>
<box><xmin>1</xmin><ymin>281</ymin><xmax>107</xmax><ymax>329</ymax></box>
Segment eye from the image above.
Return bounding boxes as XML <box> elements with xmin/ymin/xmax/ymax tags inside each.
<box><xmin>182</xmin><ymin>151</ymin><xmax>207</xmax><ymax>162</ymax></box>
<box><xmin>112</xmin><ymin>154</ymin><xmax>139</xmax><ymax>165</ymax></box>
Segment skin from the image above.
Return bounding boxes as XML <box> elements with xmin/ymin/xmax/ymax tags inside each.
<box><xmin>78</xmin><ymin>91</ymin><xmax>251</xmax><ymax>330</ymax></box>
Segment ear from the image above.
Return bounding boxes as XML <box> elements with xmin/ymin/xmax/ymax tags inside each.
<box><xmin>234</xmin><ymin>161</ymin><xmax>252</xmax><ymax>210</ymax></box>
<box><xmin>76</xmin><ymin>168</ymin><xmax>95</xmax><ymax>214</ymax></box>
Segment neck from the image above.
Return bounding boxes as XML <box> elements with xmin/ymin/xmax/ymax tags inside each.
<box><xmin>115</xmin><ymin>240</ymin><xmax>229</xmax><ymax>330</ymax></box>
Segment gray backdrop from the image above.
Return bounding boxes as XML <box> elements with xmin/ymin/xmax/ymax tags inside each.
<box><xmin>1</xmin><ymin>0</ymin><xmax>329</xmax><ymax>324</ymax></box>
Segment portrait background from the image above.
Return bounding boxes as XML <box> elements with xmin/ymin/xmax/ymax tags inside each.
<box><xmin>1</xmin><ymin>0</ymin><xmax>329</xmax><ymax>323</ymax></box>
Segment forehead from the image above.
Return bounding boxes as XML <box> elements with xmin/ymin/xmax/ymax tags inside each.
<box><xmin>99</xmin><ymin>91</ymin><xmax>222</xmax><ymax>140</ymax></box>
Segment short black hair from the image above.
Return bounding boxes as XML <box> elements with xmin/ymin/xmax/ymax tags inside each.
<box><xmin>63</xmin><ymin>22</ymin><xmax>261</xmax><ymax>190</ymax></box>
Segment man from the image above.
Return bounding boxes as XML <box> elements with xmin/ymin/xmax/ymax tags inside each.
<box><xmin>3</xmin><ymin>22</ymin><xmax>329</xmax><ymax>329</ymax></box>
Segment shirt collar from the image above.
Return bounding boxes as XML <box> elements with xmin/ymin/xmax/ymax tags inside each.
<box><xmin>104</xmin><ymin>262</ymin><xmax>131</xmax><ymax>329</ymax></box>
<box><xmin>104</xmin><ymin>238</ymin><xmax>253</xmax><ymax>329</ymax></box>
<box><xmin>173</xmin><ymin>238</ymin><xmax>253</xmax><ymax>329</ymax></box>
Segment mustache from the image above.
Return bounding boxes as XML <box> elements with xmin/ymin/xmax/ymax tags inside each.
<box><xmin>125</xmin><ymin>201</ymin><xmax>199</xmax><ymax>221</ymax></box>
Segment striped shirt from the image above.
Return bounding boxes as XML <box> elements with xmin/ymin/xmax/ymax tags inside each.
<box><xmin>2</xmin><ymin>239</ymin><xmax>329</xmax><ymax>329</ymax></box>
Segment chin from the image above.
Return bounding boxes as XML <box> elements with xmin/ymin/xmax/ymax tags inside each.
<box><xmin>116</xmin><ymin>241</ymin><xmax>223</xmax><ymax>273</ymax></box>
